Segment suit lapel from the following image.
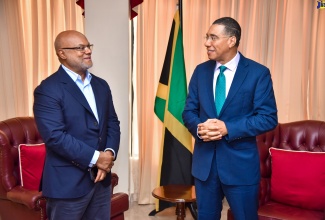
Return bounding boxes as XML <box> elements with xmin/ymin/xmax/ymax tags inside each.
<box><xmin>58</xmin><ymin>67</ymin><xmax>93</xmax><ymax>115</ymax></box>
<box><xmin>220</xmin><ymin>53</ymin><xmax>249</xmax><ymax>116</ymax></box>
<box><xmin>204</xmin><ymin>60</ymin><xmax>218</xmax><ymax>116</ymax></box>
<box><xmin>91</xmin><ymin>76</ymin><xmax>103</xmax><ymax>124</ymax></box>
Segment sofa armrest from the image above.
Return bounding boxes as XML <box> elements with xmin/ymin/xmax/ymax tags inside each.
<box><xmin>110</xmin><ymin>173</ymin><xmax>130</xmax><ymax>219</ymax></box>
<box><xmin>0</xmin><ymin>131</ymin><xmax>17</xmax><ymax>194</ymax></box>
<box><xmin>259</xmin><ymin>177</ymin><xmax>271</xmax><ymax>206</ymax></box>
<box><xmin>6</xmin><ymin>186</ymin><xmax>45</xmax><ymax>210</ymax></box>
<box><xmin>111</xmin><ymin>192</ymin><xmax>129</xmax><ymax>219</ymax></box>
<box><xmin>111</xmin><ymin>172</ymin><xmax>118</xmax><ymax>192</ymax></box>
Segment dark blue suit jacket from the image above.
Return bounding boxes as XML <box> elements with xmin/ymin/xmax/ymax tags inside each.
<box><xmin>33</xmin><ymin>66</ymin><xmax>120</xmax><ymax>199</ymax></box>
<box><xmin>183</xmin><ymin>53</ymin><xmax>277</xmax><ymax>185</ymax></box>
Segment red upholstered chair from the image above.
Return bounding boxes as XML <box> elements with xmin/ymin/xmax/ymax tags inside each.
<box><xmin>111</xmin><ymin>173</ymin><xmax>130</xmax><ymax>220</ymax></box>
<box><xmin>228</xmin><ymin>120</ymin><xmax>325</xmax><ymax>220</ymax></box>
<box><xmin>0</xmin><ymin>117</ymin><xmax>129</xmax><ymax>220</ymax></box>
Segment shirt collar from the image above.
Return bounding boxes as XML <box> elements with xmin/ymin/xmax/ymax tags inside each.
<box><xmin>61</xmin><ymin>64</ymin><xmax>92</xmax><ymax>83</ymax></box>
<box><xmin>215</xmin><ymin>52</ymin><xmax>240</xmax><ymax>72</ymax></box>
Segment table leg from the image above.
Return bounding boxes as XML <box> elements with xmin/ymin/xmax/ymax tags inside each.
<box><xmin>186</xmin><ymin>202</ymin><xmax>197</xmax><ymax>220</ymax></box>
<box><xmin>175</xmin><ymin>202</ymin><xmax>186</xmax><ymax>220</ymax></box>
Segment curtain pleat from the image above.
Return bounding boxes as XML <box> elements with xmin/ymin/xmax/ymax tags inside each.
<box><xmin>0</xmin><ymin>0</ymin><xmax>84</xmax><ymax>120</ymax></box>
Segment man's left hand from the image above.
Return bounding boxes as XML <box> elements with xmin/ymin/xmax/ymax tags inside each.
<box><xmin>198</xmin><ymin>119</ymin><xmax>228</xmax><ymax>142</ymax></box>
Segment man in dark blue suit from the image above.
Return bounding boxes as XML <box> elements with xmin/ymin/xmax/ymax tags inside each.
<box><xmin>33</xmin><ymin>30</ymin><xmax>120</xmax><ymax>219</ymax></box>
<box><xmin>183</xmin><ymin>17</ymin><xmax>277</xmax><ymax>220</ymax></box>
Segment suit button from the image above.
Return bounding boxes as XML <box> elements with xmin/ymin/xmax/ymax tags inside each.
<box><xmin>72</xmin><ymin>161</ymin><xmax>79</xmax><ymax>166</ymax></box>
<box><xmin>94</xmin><ymin>121</ymin><xmax>98</xmax><ymax>126</ymax></box>
<box><xmin>99</xmin><ymin>137</ymin><xmax>102</xmax><ymax>142</ymax></box>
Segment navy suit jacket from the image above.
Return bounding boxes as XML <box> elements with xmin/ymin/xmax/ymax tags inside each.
<box><xmin>33</xmin><ymin>66</ymin><xmax>120</xmax><ymax>199</ymax></box>
<box><xmin>183</xmin><ymin>53</ymin><xmax>277</xmax><ymax>185</ymax></box>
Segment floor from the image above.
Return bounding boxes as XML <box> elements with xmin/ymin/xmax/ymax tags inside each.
<box><xmin>124</xmin><ymin>200</ymin><xmax>229</xmax><ymax>220</ymax></box>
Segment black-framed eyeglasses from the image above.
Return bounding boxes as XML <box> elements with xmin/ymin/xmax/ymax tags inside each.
<box><xmin>61</xmin><ymin>44</ymin><xmax>94</xmax><ymax>52</ymax></box>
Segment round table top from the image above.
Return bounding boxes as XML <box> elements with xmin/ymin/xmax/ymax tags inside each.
<box><xmin>152</xmin><ymin>185</ymin><xmax>196</xmax><ymax>203</ymax></box>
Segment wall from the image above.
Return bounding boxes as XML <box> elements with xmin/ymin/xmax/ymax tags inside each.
<box><xmin>85</xmin><ymin>0</ymin><xmax>130</xmax><ymax>194</ymax></box>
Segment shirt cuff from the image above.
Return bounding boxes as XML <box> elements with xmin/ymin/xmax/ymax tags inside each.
<box><xmin>197</xmin><ymin>127</ymin><xmax>203</xmax><ymax>139</ymax></box>
<box><xmin>104</xmin><ymin>148</ymin><xmax>116</xmax><ymax>159</ymax></box>
<box><xmin>89</xmin><ymin>150</ymin><xmax>100</xmax><ymax>167</ymax></box>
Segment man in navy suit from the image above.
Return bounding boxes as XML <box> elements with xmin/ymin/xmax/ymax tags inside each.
<box><xmin>33</xmin><ymin>30</ymin><xmax>120</xmax><ymax>219</ymax></box>
<box><xmin>183</xmin><ymin>17</ymin><xmax>277</xmax><ymax>220</ymax></box>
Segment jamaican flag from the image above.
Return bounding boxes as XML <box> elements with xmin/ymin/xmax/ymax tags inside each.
<box><xmin>153</xmin><ymin>9</ymin><xmax>193</xmax><ymax>212</ymax></box>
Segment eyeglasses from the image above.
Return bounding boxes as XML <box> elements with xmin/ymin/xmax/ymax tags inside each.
<box><xmin>204</xmin><ymin>35</ymin><xmax>231</xmax><ymax>42</ymax></box>
<box><xmin>61</xmin><ymin>44</ymin><xmax>94</xmax><ymax>52</ymax></box>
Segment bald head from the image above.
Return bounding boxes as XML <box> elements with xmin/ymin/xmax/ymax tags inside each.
<box><xmin>54</xmin><ymin>30</ymin><xmax>88</xmax><ymax>53</ymax></box>
<box><xmin>54</xmin><ymin>30</ymin><xmax>93</xmax><ymax>77</ymax></box>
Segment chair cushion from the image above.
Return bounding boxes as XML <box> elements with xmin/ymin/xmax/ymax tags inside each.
<box><xmin>18</xmin><ymin>143</ymin><xmax>46</xmax><ymax>191</ymax></box>
<box><xmin>269</xmin><ymin>147</ymin><xmax>325</xmax><ymax>211</ymax></box>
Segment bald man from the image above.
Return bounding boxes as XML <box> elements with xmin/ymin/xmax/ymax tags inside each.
<box><xmin>33</xmin><ymin>30</ymin><xmax>121</xmax><ymax>220</ymax></box>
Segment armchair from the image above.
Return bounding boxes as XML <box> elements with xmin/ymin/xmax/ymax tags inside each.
<box><xmin>227</xmin><ymin>120</ymin><xmax>325</xmax><ymax>220</ymax></box>
<box><xmin>0</xmin><ymin>117</ymin><xmax>129</xmax><ymax>220</ymax></box>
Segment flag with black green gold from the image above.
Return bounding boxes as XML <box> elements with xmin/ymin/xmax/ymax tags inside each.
<box><xmin>153</xmin><ymin>9</ymin><xmax>193</xmax><ymax>212</ymax></box>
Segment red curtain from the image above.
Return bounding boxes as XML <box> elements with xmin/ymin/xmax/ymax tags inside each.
<box><xmin>76</xmin><ymin>0</ymin><xmax>143</xmax><ymax>19</ymax></box>
<box><xmin>76</xmin><ymin>0</ymin><xmax>85</xmax><ymax>16</ymax></box>
<box><xmin>130</xmin><ymin>0</ymin><xmax>143</xmax><ymax>19</ymax></box>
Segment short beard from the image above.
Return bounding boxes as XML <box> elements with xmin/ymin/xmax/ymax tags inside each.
<box><xmin>80</xmin><ymin>62</ymin><xmax>93</xmax><ymax>71</ymax></box>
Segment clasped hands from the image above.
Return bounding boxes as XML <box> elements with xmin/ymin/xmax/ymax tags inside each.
<box><xmin>93</xmin><ymin>151</ymin><xmax>115</xmax><ymax>183</ymax></box>
<box><xmin>198</xmin><ymin>119</ymin><xmax>228</xmax><ymax>142</ymax></box>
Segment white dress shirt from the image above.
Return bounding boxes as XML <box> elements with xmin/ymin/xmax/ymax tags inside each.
<box><xmin>213</xmin><ymin>52</ymin><xmax>240</xmax><ymax>99</ymax></box>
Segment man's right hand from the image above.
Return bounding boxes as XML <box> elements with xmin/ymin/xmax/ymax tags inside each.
<box><xmin>198</xmin><ymin>119</ymin><xmax>224</xmax><ymax>142</ymax></box>
<box><xmin>96</xmin><ymin>151</ymin><xmax>114</xmax><ymax>172</ymax></box>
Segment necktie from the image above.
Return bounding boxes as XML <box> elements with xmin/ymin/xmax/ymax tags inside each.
<box><xmin>215</xmin><ymin>65</ymin><xmax>227</xmax><ymax>116</ymax></box>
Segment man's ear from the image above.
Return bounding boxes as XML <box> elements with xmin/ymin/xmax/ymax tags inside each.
<box><xmin>57</xmin><ymin>50</ymin><xmax>67</xmax><ymax>60</ymax></box>
<box><xmin>228</xmin><ymin>36</ymin><xmax>237</xmax><ymax>48</ymax></box>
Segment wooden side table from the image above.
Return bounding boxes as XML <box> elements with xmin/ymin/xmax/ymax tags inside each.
<box><xmin>152</xmin><ymin>185</ymin><xmax>196</xmax><ymax>220</ymax></box>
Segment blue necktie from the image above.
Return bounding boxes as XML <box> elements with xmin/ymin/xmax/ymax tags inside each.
<box><xmin>215</xmin><ymin>65</ymin><xmax>227</xmax><ymax>116</ymax></box>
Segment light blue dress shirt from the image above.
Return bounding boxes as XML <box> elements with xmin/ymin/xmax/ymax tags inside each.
<box><xmin>62</xmin><ymin>65</ymin><xmax>115</xmax><ymax>167</ymax></box>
